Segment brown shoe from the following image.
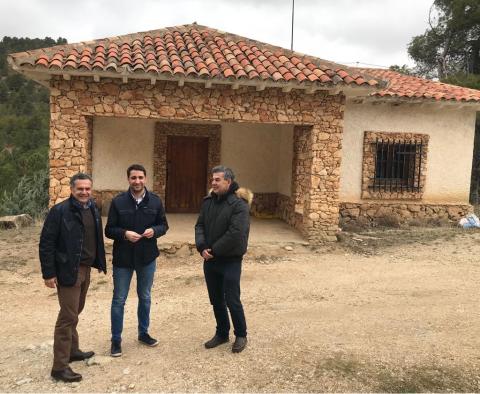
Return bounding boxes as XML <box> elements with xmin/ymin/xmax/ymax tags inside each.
<box><xmin>204</xmin><ymin>335</ymin><xmax>229</xmax><ymax>349</ymax></box>
<box><xmin>232</xmin><ymin>336</ymin><xmax>247</xmax><ymax>353</ymax></box>
<box><xmin>69</xmin><ymin>350</ymin><xmax>94</xmax><ymax>362</ymax></box>
<box><xmin>51</xmin><ymin>367</ymin><xmax>82</xmax><ymax>382</ymax></box>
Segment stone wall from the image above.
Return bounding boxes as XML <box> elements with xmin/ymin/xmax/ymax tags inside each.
<box><xmin>340</xmin><ymin>201</ymin><xmax>472</xmax><ymax>226</ymax></box>
<box><xmin>49</xmin><ymin>76</ymin><xmax>345</xmax><ymax>242</ymax></box>
<box><xmin>250</xmin><ymin>193</ymin><xmax>278</xmax><ymax>217</ymax></box>
<box><xmin>91</xmin><ymin>190</ymin><xmax>122</xmax><ymax>215</ymax></box>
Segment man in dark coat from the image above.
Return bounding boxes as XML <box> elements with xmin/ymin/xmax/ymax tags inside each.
<box><xmin>105</xmin><ymin>164</ymin><xmax>168</xmax><ymax>357</ymax></box>
<box><xmin>39</xmin><ymin>173</ymin><xmax>107</xmax><ymax>382</ymax></box>
<box><xmin>195</xmin><ymin>165</ymin><xmax>252</xmax><ymax>353</ymax></box>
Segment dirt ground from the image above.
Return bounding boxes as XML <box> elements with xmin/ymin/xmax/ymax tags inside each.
<box><xmin>1</xmin><ymin>223</ymin><xmax>480</xmax><ymax>392</ymax></box>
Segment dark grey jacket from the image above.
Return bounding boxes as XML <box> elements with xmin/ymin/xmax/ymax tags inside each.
<box><xmin>195</xmin><ymin>182</ymin><xmax>252</xmax><ymax>262</ymax></box>
<box><xmin>39</xmin><ymin>197</ymin><xmax>107</xmax><ymax>286</ymax></box>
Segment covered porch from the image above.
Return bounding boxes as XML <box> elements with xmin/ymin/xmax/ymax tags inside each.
<box><xmin>160</xmin><ymin>213</ymin><xmax>306</xmax><ymax>245</ymax></box>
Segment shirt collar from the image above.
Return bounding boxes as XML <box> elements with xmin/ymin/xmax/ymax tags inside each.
<box><xmin>71</xmin><ymin>197</ymin><xmax>92</xmax><ymax>210</ymax></box>
<box><xmin>130</xmin><ymin>188</ymin><xmax>146</xmax><ymax>204</ymax></box>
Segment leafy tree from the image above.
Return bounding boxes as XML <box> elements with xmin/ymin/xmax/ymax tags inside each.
<box><xmin>389</xmin><ymin>64</ymin><xmax>417</xmax><ymax>76</ymax></box>
<box><xmin>0</xmin><ymin>36</ymin><xmax>66</xmax><ymax>216</ymax></box>
<box><xmin>408</xmin><ymin>0</ymin><xmax>480</xmax><ymax>80</ymax></box>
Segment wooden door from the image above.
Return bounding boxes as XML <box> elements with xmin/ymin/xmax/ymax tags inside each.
<box><xmin>166</xmin><ymin>136</ymin><xmax>208</xmax><ymax>213</ymax></box>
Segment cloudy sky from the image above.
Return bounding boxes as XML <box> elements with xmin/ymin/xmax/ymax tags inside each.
<box><xmin>1</xmin><ymin>0</ymin><xmax>434</xmax><ymax>68</ymax></box>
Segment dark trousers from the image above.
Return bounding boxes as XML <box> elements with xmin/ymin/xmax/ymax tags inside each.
<box><xmin>203</xmin><ymin>260</ymin><xmax>247</xmax><ymax>338</ymax></box>
<box><xmin>52</xmin><ymin>265</ymin><xmax>91</xmax><ymax>371</ymax></box>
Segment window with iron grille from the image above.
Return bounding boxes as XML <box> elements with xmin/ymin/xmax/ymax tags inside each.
<box><xmin>372</xmin><ymin>138</ymin><xmax>423</xmax><ymax>192</ymax></box>
<box><xmin>361</xmin><ymin>131</ymin><xmax>429</xmax><ymax>199</ymax></box>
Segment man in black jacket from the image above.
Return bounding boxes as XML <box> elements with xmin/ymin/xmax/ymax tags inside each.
<box><xmin>39</xmin><ymin>173</ymin><xmax>107</xmax><ymax>382</ymax></box>
<box><xmin>105</xmin><ymin>164</ymin><xmax>168</xmax><ymax>357</ymax></box>
<box><xmin>195</xmin><ymin>166</ymin><xmax>252</xmax><ymax>353</ymax></box>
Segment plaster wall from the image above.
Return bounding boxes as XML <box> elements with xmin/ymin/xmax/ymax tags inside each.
<box><xmin>340</xmin><ymin>102</ymin><xmax>477</xmax><ymax>204</ymax></box>
<box><xmin>221</xmin><ymin>123</ymin><xmax>293</xmax><ymax>195</ymax></box>
<box><xmin>92</xmin><ymin>117</ymin><xmax>155</xmax><ymax>190</ymax></box>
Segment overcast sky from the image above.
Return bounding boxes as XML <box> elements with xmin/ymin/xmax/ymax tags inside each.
<box><xmin>1</xmin><ymin>0</ymin><xmax>434</xmax><ymax>68</ymax></box>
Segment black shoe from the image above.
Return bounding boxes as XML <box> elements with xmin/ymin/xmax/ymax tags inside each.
<box><xmin>51</xmin><ymin>367</ymin><xmax>82</xmax><ymax>382</ymax></box>
<box><xmin>110</xmin><ymin>340</ymin><xmax>122</xmax><ymax>357</ymax></box>
<box><xmin>232</xmin><ymin>336</ymin><xmax>247</xmax><ymax>353</ymax></box>
<box><xmin>69</xmin><ymin>350</ymin><xmax>94</xmax><ymax>362</ymax></box>
<box><xmin>138</xmin><ymin>333</ymin><xmax>159</xmax><ymax>347</ymax></box>
<box><xmin>204</xmin><ymin>335</ymin><xmax>229</xmax><ymax>349</ymax></box>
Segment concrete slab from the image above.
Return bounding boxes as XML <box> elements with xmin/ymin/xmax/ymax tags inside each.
<box><xmin>160</xmin><ymin>213</ymin><xmax>306</xmax><ymax>245</ymax></box>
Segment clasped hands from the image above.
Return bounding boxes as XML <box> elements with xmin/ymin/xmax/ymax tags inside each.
<box><xmin>125</xmin><ymin>228</ymin><xmax>154</xmax><ymax>242</ymax></box>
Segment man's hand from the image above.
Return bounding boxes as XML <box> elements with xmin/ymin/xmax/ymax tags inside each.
<box><xmin>202</xmin><ymin>249</ymin><xmax>214</xmax><ymax>261</ymax></box>
<box><xmin>44</xmin><ymin>277</ymin><xmax>57</xmax><ymax>288</ymax></box>
<box><xmin>142</xmin><ymin>228</ymin><xmax>155</xmax><ymax>239</ymax></box>
<box><xmin>125</xmin><ymin>230</ymin><xmax>143</xmax><ymax>243</ymax></box>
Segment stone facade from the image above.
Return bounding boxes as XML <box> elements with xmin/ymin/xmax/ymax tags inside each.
<box><xmin>91</xmin><ymin>189</ymin><xmax>122</xmax><ymax>215</ymax></box>
<box><xmin>340</xmin><ymin>202</ymin><xmax>472</xmax><ymax>226</ymax></box>
<box><xmin>48</xmin><ymin>76</ymin><xmax>345</xmax><ymax>242</ymax></box>
<box><xmin>250</xmin><ymin>193</ymin><xmax>278</xmax><ymax>217</ymax></box>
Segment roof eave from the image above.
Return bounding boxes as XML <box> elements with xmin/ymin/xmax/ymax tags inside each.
<box><xmin>9</xmin><ymin>62</ymin><xmax>381</xmax><ymax>96</ymax></box>
<box><xmin>348</xmin><ymin>94</ymin><xmax>480</xmax><ymax>109</ymax></box>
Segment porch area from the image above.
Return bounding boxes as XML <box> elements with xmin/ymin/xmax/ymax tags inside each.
<box><xmin>103</xmin><ymin>214</ymin><xmax>307</xmax><ymax>248</ymax></box>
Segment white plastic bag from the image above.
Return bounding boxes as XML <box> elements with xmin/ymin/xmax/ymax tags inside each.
<box><xmin>458</xmin><ymin>213</ymin><xmax>480</xmax><ymax>228</ymax></box>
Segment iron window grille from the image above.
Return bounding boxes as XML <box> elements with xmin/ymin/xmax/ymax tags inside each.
<box><xmin>370</xmin><ymin>138</ymin><xmax>423</xmax><ymax>192</ymax></box>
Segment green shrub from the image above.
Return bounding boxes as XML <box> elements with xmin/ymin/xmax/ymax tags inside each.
<box><xmin>0</xmin><ymin>169</ymin><xmax>49</xmax><ymax>218</ymax></box>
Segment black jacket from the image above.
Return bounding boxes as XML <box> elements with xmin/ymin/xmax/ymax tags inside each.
<box><xmin>105</xmin><ymin>189</ymin><xmax>168</xmax><ymax>268</ymax></box>
<box><xmin>39</xmin><ymin>196</ymin><xmax>107</xmax><ymax>286</ymax></box>
<box><xmin>195</xmin><ymin>182</ymin><xmax>251</xmax><ymax>262</ymax></box>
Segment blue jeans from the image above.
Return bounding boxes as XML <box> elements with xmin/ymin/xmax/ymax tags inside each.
<box><xmin>111</xmin><ymin>260</ymin><xmax>156</xmax><ymax>342</ymax></box>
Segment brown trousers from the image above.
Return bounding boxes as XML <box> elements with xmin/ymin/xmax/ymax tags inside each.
<box><xmin>52</xmin><ymin>265</ymin><xmax>91</xmax><ymax>371</ymax></box>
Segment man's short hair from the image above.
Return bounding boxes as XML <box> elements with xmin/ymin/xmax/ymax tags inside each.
<box><xmin>70</xmin><ymin>172</ymin><xmax>93</xmax><ymax>187</ymax></box>
<box><xmin>127</xmin><ymin>164</ymin><xmax>147</xmax><ymax>177</ymax></box>
<box><xmin>212</xmin><ymin>165</ymin><xmax>235</xmax><ymax>181</ymax></box>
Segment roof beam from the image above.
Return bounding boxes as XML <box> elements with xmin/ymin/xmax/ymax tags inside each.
<box><xmin>256</xmin><ymin>82</ymin><xmax>266</xmax><ymax>91</ymax></box>
<box><xmin>62</xmin><ymin>73</ymin><xmax>71</xmax><ymax>81</ymax></box>
<box><xmin>305</xmin><ymin>86</ymin><xmax>317</xmax><ymax>95</ymax></box>
<box><xmin>93</xmin><ymin>74</ymin><xmax>100</xmax><ymax>82</ymax></box>
<box><xmin>178</xmin><ymin>77</ymin><xmax>185</xmax><ymax>87</ymax></box>
<box><xmin>205</xmin><ymin>80</ymin><xmax>212</xmax><ymax>89</ymax></box>
<box><xmin>328</xmin><ymin>87</ymin><xmax>340</xmax><ymax>95</ymax></box>
<box><xmin>150</xmin><ymin>77</ymin><xmax>156</xmax><ymax>85</ymax></box>
<box><xmin>282</xmin><ymin>85</ymin><xmax>293</xmax><ymax>93</ymax></box>
<box><xmin>231</xmin><ymin>82</ymin><xmax>240</xmax><ymax>90</ymax></box>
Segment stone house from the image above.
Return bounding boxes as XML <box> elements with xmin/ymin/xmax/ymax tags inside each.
<box><xmin>7</xmin><ymin>24</ymin><xmax>480</xmax><ymax>242</ymax></box>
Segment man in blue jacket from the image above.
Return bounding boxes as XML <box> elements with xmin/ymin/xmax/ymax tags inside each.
<box><xmin>105</xmin><ymin>164</ymin><xmax>168</xmax><ymax>357</ymax></box>
<box><xmin>39</xmin><ymin>173</ymin><xmax>107</xmax><ymax>382</ymax></box>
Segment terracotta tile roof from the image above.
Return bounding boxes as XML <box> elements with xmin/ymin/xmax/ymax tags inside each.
<box><xmin>8</xmin><ymin>24</ymin><xmax>381</xmax><ymax>90</ymax></box>
<box><xmin>357</xmin><ymin>68</ymin><xmax>480</xmax><ymax>103</ymax></box>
